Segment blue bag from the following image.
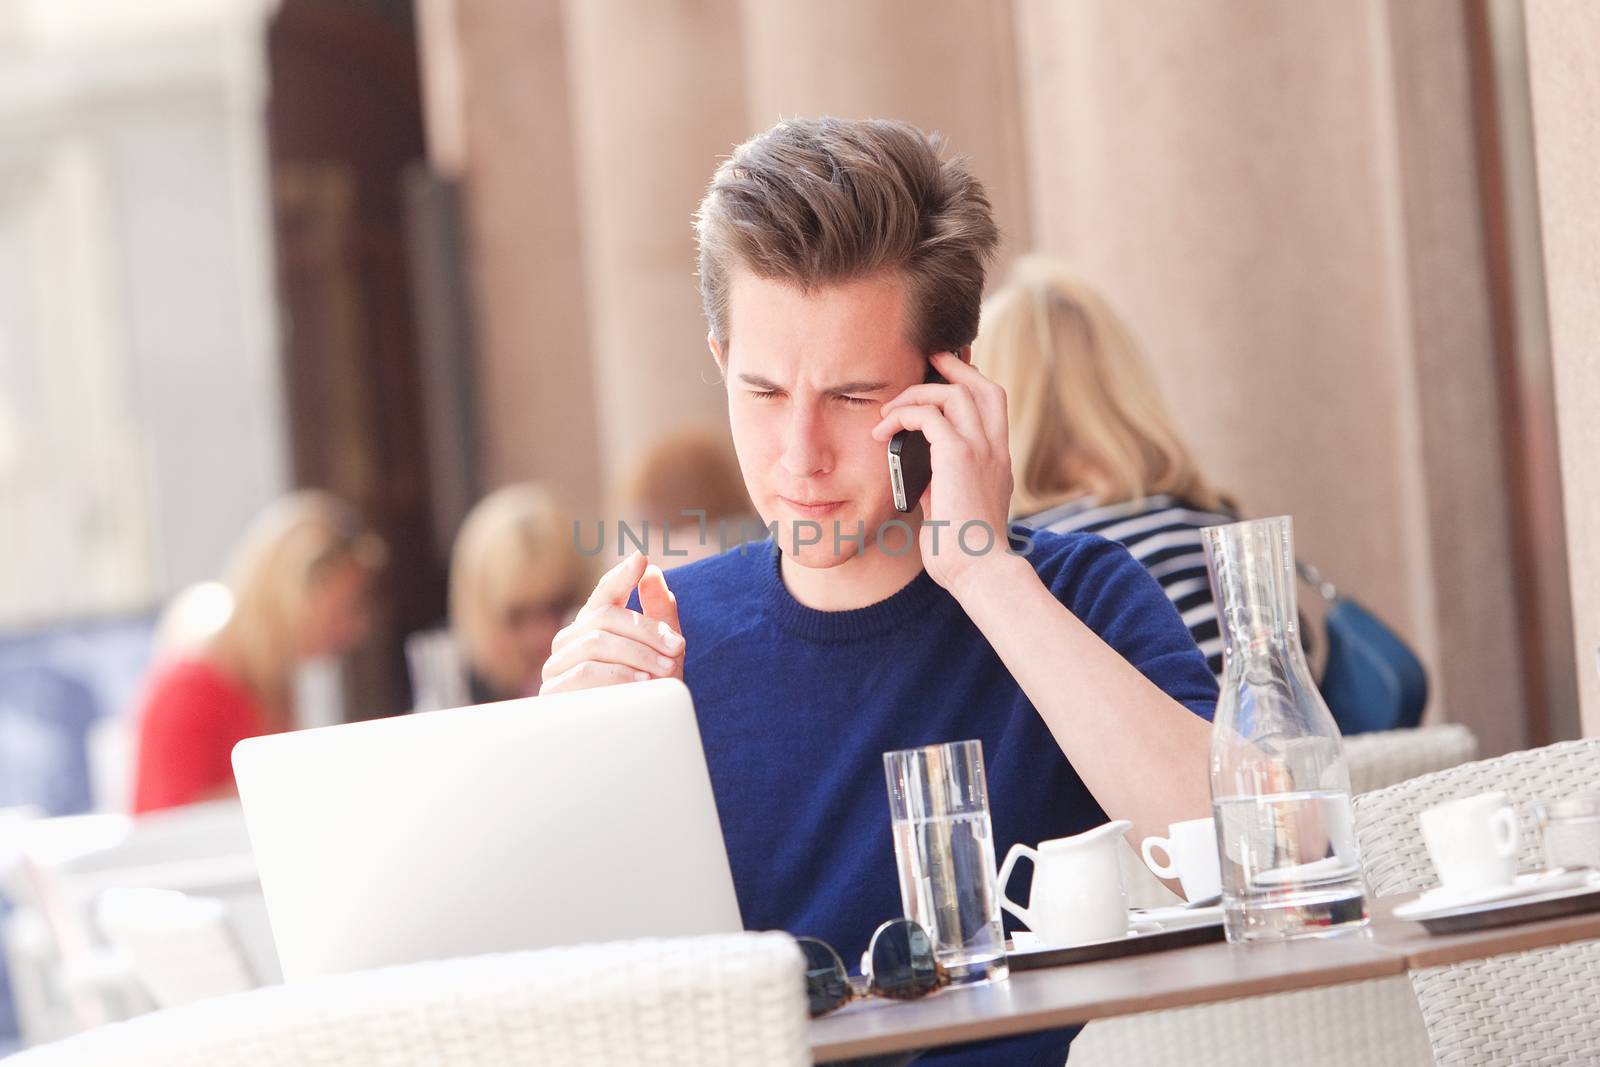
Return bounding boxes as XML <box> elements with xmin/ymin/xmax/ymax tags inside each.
<box><xmin>1298</xmin><ymin>562</ymin><xmax>1429</xmax><ymax>735</ymax></box>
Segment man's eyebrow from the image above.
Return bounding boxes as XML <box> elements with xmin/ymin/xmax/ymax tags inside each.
<box><xmin>735</xmin><ymin>374</ymin><xmax>893</xmax><ymax>395</ymax></box>
<box><xmin>826</xmin><ymin>380</ymin><xmax>893</xmax><ymax>395</ymax></box>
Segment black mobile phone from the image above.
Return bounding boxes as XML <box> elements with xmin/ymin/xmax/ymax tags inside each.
<box><xmin>888</xmin><ymin>360</ymin><xmax>946</xmax><ymax>513</ymax></box>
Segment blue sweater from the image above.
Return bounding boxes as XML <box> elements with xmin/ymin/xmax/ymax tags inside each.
<box><xmin>652</xmin><ymin>530</ymin><xmax>1217</xmax><ymax>1064</ymax></box>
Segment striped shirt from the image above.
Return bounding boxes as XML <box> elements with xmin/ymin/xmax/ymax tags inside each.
<box><xmin>1018</xmin><ymin>494</ymin><xmax>1237</xmax><ymax>681</ymax></box>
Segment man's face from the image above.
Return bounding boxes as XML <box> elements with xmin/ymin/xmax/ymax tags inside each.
<box><xmin>716</xmin><ymin>270</ymin><xmax>926</xmax><ymax>569</ymax></box>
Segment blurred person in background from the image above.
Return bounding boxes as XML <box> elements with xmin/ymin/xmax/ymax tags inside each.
<box><xmin>449</xmin><ymin>483</ymin><xmax>587</xmax><ymax>703</ymax></box>
<box><xmin>149</xmin><ymin>580</ymin><xmax>236</xmax><ymax>660</ymax></box>
<box><xmin>974</xmin><ymin>256</ymin><xmax>1237</xmax><ymax>679</ymax></box>
<box><xmin>132</xmin><ymin>491</ymin><xmax>386</xmax><ymax>813</ymax></box>
<box><xmin>620</xmin><ymin>423</ymin><xmax>757</xmax><ymax>568</ymax></box>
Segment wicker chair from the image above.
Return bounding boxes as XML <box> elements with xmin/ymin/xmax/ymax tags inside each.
<box><xmin>1352</xmin><ymin>736</ymin><xmax>1600</xmax><ymax>1065</ymax></box>
<box><xmin>93</xmin><ymin>890</ymin><xmax>256</xmax><ymax>1009</ymax></box>
<box><xmin>1070</xmin><ymin>723</ymin><xmax>1480</xmax><ymax>1067</ymax></box>
<box><xmin>2</xmin><ymin>932</ymin><xmax>809</xmax><ymax>1066</ymax></box>
<box><xmin>1345</xmin><ymin>723</ymin><xmax>1478</xmax><ymax>795</ymax></box>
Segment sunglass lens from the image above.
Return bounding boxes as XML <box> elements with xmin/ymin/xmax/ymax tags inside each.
<box><xmin>797</xmin><ymin>937</ymin><xmax>851</xmax><ymax>1017</ymax></box>
<box><xmin>867</xmin><ymin>919</ymin><xmax>940</xmax><ymax>1000</ymax></box>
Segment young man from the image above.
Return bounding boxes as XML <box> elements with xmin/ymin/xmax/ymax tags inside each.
<box><xmin>541</xmin><ymin>118</ymin><xmax>1217</xmax><ymax>1064</ymax></box>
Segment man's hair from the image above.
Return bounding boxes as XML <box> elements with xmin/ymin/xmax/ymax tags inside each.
<box><xmin>694</xmin><ymin>117</ymin><xmax>1000</xmax><ymax>356</ymax></box>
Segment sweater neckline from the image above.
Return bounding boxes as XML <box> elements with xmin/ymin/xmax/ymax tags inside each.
<box><xmin>752</xmin><ymin>540</ymin><xmax>949</xmax><ymax>642</ymax></box>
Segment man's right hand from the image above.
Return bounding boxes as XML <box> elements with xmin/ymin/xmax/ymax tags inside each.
<box><xmin>539</xmin><ymin>551</ymin><xmax>685</xmax><ymax>694</ymax></box>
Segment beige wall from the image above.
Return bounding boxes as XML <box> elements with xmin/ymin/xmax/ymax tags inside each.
<box><xmin>1384</xmin><ymin>0</ymin><xmax>1529</xmax><ymax>754</ymax></box>
<box><xmin>738</xmin><ymin>0</ymin><xmax>1032</xmax><ymax>277</ymax></box>
<box><xmin>1525</xmin><ymin>0</ymin><xmax>1600</xmax><ymax>736</ymax></box>
<box><xmin>417</xmin><ymin>1</ymin><xmax>1567</xmax><ymax>750</ymax></box>
<box><xmin>421</xmin><ymin>0</ymin><xmax>604</xmax><ymax>519</ymax></box>
<box><xmin>421</xmin><ymin>0</ymin><xmax>1038</xmax><ymax>516</ymax></box>
<box><xmin>1485</xmin><ymin>0</ymin><xmax>1580</xmax><ymax>746</ymax></box>
<box><xmin>1014</xmin><ymin>0</ymin><xmax>1527</xmax><ymax>753</ymax></box>
<box><xmin>562</xmin><ymin>0</ymin><xmax>746</xmax><ymax>507</ymax></box>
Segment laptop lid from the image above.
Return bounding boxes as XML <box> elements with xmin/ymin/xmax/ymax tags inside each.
<box><xmin>233</xmin><ymin>678</ymin><xmax>742</xmax><ymax>980</ymax></box>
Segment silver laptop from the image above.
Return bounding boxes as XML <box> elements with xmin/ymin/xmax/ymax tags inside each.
<box><xmin>233</xmin><ymin>678</ymin><xmax>742</xmax><ymax>981</ymax></box>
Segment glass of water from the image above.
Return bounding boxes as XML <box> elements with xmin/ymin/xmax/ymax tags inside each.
<box><xmin>1537</xmin><ymin>794</ymin><xmax>1600</xmax><ymax>871</ymax></box>
<box><xmin>883</xmin><ymin>739</ymin><xmax>1008</xmax><ymax>985</ymax></box>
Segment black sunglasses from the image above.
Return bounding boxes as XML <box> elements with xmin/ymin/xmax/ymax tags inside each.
<box><xmin>799</xmin><ymin>918</ymin><xmax>948</xmax><ymax>1018</ymax></box>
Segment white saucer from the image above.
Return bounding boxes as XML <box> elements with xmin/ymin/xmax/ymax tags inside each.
<box><xmin>1393</xmin><ymin>869</ymin><xmax>1597</xmax><ymax>920</ymax></box>
<box><xmin>1011</xmin><ymin>921</ymin><xmax>1163</xmax><ymax>952</ymax></box>
<box><xmin>1252</xmin><ymin>857</ymin><xmax>1362</xmax><ymax>887</ymax></box>
<box><xmin>1131</xmin><ymin>903</ymin><xmax>1226</xmax><ymax>928</ymax></box>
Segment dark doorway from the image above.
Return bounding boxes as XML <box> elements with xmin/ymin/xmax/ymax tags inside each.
<box><xmin>266</xmin><ymin>0</ymin><xmax>442</xmax><ymax>718</ymax></box>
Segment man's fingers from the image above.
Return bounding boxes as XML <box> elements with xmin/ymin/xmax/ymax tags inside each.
<box><xmin>542</xmin><ymin>628</ymin><xmax>678</xmax><ymax>681</ymax></box>
<box><xmin>551</xmin><ymin>606</ymin><xmax>682</xmax><ymax>658</ymax></box>
<box><xmin>539</xmin><ymin>561</ymin><xmax>683</xmax><ymax>696</ymax></box>
<box><xmin>933</xmin><ymin>349</ymin><xmax>1008</xmax><ymax>446</ymax></box>
<box><xmin>885</xmin><ymin>382</ymin><xmax>985</xmax><ymax>443</ymax></box>
<box><xmin>582</xmin><ymin>551</ymin><xmax>650</xmax><ymax>612</ymax></box>
<box><xmin>540</xmin><ymin>660</ymin><xmax>651</xmax><ymax>695</ymax></box>
<box><xmin>872</xmin><ymin>403</ymin><xmax>967</xmax><ymax>455</ymax></box>
<box><xmin>637</xmin><ymin>564</ymin><xmax>682</xmax><ymax>636</ymax></box>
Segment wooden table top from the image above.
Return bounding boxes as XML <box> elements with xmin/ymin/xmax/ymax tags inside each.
<box><xmin>809</xmin><ymin>894</ymin><xmax>1600</xmax><ymax>1062</ymax></box>
<box><xmin>1366</xmin><ymin>893</ymin><xmax>1600</xmax><ymax>969</ymax></box>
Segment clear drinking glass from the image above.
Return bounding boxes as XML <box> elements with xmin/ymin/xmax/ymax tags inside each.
<box><xmin>1202</xmin><ymin>516</ymin><xmax>1369</xmax><ymax>943</ymax></box>
<box><xmin>883</xmin><ymin>739</ymin><xmax>1009</xmax><ymax>985</ymax></box>
<box><xmin>1537</xmin><ymin>795</ymin><xmax>1600</xmax><ymax>871</ymax></box>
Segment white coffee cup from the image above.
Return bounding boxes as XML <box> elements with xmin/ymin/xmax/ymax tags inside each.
<box><xmin>1419</xmin><ymin>791</ymin><xmax>1520</xmax><ymax>892</ymax></box>
<box><xmin>1140</xmin><ymin>817</ymin><xmax>1223</xmax><ymax>903</ymax></box>
<box><xmin>998</xmin><ymin>820</ymin><xmax>1131</xmax><ymax>946</ymax></box>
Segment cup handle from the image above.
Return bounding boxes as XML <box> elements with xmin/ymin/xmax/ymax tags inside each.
<box><xmin>1492</xmin><ymin>806</ymin><xmax>1520</xmax><ymax>859</ymax></box>
<box><xmin>996</xmin><ymin>843</ymin><xmax>1038</xmax><ymax>930</ymax></box>
<box><xmin>1141</xmin><ymin>836</ymin><xmax>1178</xmax><ymax>880</ymax></box>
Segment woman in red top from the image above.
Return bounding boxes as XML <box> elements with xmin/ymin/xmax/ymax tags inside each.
<box><xmin>133</xmin><ymin>492</ymin><xmax>386</xmax><ymax>813</ymax></box>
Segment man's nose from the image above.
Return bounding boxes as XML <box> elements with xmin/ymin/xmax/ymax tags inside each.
<box><xmin>779</xmin><ymin>401</ymin><xmax>834</xmax><ymax>480</ymax></box>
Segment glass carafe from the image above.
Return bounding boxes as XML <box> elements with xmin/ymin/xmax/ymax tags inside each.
<box><xmin>1201</xmin><ymin>515</ymin><xmax>1368</xmax><ymax>943</ymax></box>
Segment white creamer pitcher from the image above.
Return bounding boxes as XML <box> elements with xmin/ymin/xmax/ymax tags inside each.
<box><xmin>997</xmin><ymin>820</ymin><xmax>1132</xmax><ymax>946</ymax></box>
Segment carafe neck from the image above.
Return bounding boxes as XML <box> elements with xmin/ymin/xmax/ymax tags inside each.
<box><xmin>1202</xmin><ymin>516</ymin><xmax>1309</xmax><ymax>678</ymax></box>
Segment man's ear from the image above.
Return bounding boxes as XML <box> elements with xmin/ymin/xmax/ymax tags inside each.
<box><xmin>956</xmin><ymin>344</ymin><xmax>973</xmax><ymax>365</ymax></box>
<box><xmin>708</xmin><ymin>332</ymin><xmax>726</xmax><ymax>375</ymax></box>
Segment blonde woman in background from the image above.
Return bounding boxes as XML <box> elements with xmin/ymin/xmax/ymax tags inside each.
<box><xmin>132</xmin><ymin>491</ymin><xmax>386</xmax><ymax>813</ymax></box>
<box><xmin>449</xmin><ymin>483</ymin><xmax>587</xmax><ymax>703</ymax></box>
<box><xmin>975</xmin><ymin>256</ymin><xmax>1237</xmax><ymax>679</ymax></box>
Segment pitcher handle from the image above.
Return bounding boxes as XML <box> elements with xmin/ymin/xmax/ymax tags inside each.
<box><xmin>996</xmin><ymin>842</ymin><xmax>1039</xmax><ymax>930</ymax></box>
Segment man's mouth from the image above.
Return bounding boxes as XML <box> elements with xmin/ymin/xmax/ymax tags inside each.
<box><xmin>779</xmin><ymin>496</ymin><xmax>846</xmax><ymax>516</ymax></box>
